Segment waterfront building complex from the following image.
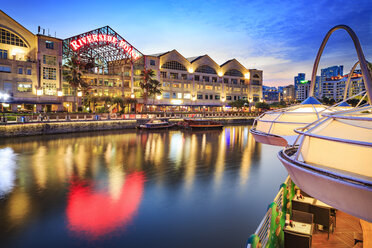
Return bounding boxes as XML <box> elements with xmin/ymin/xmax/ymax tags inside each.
<box><xmin>321</xmin><ymin>72</ymin><xmax>365</xmax><ymax>101</ymax></box>
<box><xmin>0</xmin><ymin>10</ymin><xmax>263</xmax><ymax>113</ymax></box>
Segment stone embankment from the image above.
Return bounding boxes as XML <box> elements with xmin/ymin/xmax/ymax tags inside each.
<box><xmin>0</xmin><ymin>117</ymin><xmax>255</xmax><ymax>138</ymax></box>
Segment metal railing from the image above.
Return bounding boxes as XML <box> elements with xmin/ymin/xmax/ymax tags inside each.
<box><xmin>247</xmin><ymin>176</ymin><xmax>291</xmax><ymax>248</ymax></box>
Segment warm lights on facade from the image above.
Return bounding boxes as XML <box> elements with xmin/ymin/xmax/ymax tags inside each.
<box><xmin>188</xmin><ymin>68</ymin><xmax>194</xmax><ymax>73</ymax></box>
<box><xmin>156</xmin><ymin>95</ymin><xmax>162</xmax><ymax>100</ymax></box>
<box><xmin>244</xmin><ymin>72</ymin><xmax>250</xmax><ymax>79</ymax></box>
<box><xmin>77</xmin><ymin>91</ymin><xmax>83</xmax><ymax>97</ymax></box>
<box><xmin>130</xmin><ymin>93</ymin><xmax>135</xmax><ymax>99</ymax></box>
<box><xmin>57</xmin><ymin>91</ymin><xmax>63</xmax><ymax>97</ymax></box>
<box><xmin>170</xmin><ymin>99</ymin><xmax>183</xmax><ymax>105</ymax></box>
<box><xmin>36</xmin><ymin>89</ymin><xmax>43</xmax><ymax>96</ymax></box>
<box><xmin>218</xmin><ymin>71</ymin><xmax>223</xmax><ymax>77</ymax></box>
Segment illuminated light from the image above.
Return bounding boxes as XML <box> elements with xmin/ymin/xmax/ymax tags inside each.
<box><xmin>300</xmin><ymin>80</ymin><xmax>309</xmax><ymax>84</ymax></box>
<box><xmin>66</xmin><ymin>172</ymin><xmax>145</xmax><ymax>238</ymax></box>
<box><xmin>191</xmin><ymin>96</ymin><xmax>196</xmax><ymax>101</ymax></box>
<box><xmin>0</xmin><ymin>93</ymin><xmax>10</xmax><ymax>101</ymax></box>
<box><xmin>36</xmin><ymin>89</ymin><xmax>43</xmax><ymax>96</ymax></box>
<box><xmin>221</xmin><ymin>96</ymin><xmax>226</xmax><ymax>102</ymax></box>
<box><xmin>188</xmin><ymin>68</ymin><xmax>194</xmax><ymax>73</ymax></box>
<box><xmin>218</xmin><ymin>72</ymin><xmax>223</xmax><ymax>77</ymax></box>
<box><xmin>244</xmin><ymin>72</ymin><xmax>250</xmax><ymax>79</ymax></box>
<box><xmin>69</xmin><ymin>34</ymin><xmax>141</xmax><ymax>60</ymax></box>
<box><xmin>57</xmin><ymin>91</ymin><xmax>63</xmax><ymax>97</ymax></box>
<box><xmin>77</xmin><ymin>91</ymin><xmax>83</xmax><ymax>97</ymax></box>
<box><xmin>170</xmin><ymin>99</ymin><xmax>183</xmax><ymax>105</ymax></box>
<box><xmin>130</xmin><ymin>93</ymin><xmax>135</xmax><ymax>99</ymax></box>
<box><xmin>2</xmin><ymin>103</ymin><xmax>9</xmax><ymax>107</ymax></box>
<box><xmin>17</xmin><ymin>105</ymin><xmax>21</xmax><ymax>108</ymax></box>
<box><xmin>156</xmin><ymin>95</ymin><xmax>162</xmax><ymax>100</ymax></box>
<box><xmin>11</xmin><ymin>48</ymin><xmax>24</xmax><ymax>56</ymax></box>
<box><xmin>66</xmin><ymin>104</ymin><xmax>70</xmax><ymax>107</ymax></box>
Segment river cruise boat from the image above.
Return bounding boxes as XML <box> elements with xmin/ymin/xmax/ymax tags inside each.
<box><xmin>138</xmin><ymin>119</ymin><xmax>175</xmax><ymax>130</ymax></box>
<box><xmin>178</xmin><ymin>119</ymin><xmax>223</xmax><ymax>129</ymax></box>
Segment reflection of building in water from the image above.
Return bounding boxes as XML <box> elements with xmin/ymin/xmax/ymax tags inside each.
<box><xmin>32</xmin><ymin>146</ymin><xmax>48</xmax><ymax>189</ymax></box>
<box><xmin>214</xmin><ymin>129</ymin><xmax>226</xmax><ymax>189</ymax></box>
<box><xmin>239</xmin><ymin>130</ymin><xmax>258</xmax><ymax>186</ymax></box>
<box><xmin>184</xmin><ymin>134</ymin><xmax>197</xmax><ymax>191</ymax></box>
<box><xmin>66</xmin><ymin>172</ymin><xmax>145</xmax><ymax>239</ymax></box>
<box><xmin>7</xmin><ymin>189</ymin><xmax>30</xmax><ymax>225</ymax></box>
<box><xmin>0</xmin><ymin>148</ymin><xmax>17</xmax><ymax>197</ymax></box>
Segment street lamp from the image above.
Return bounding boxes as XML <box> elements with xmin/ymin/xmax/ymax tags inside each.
<box><xmin>0</xmin><ymin>92</ymin><xmax>10</xmax><ymax>123</ymax></box>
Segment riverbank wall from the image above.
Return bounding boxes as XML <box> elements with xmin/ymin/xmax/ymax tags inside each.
<box><xmin>0</xmin><ymin>117</ymin><xmax>254</xmax><ymax>138</ymax></box>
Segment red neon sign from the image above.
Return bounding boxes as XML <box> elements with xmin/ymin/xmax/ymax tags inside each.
<box><xmin>70</xmin><ymin>34</ymin><xmax>141</xmax><ymax>60</ymax></box>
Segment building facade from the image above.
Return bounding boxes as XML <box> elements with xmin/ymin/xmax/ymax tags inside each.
<box><xmin>321</xmin><ymin>73</ymin><xmax>365</xmax><ymax>102</ymax></box>
<box><xmin>282</xmin><ymin>85</ymin><xmax>295</xmax><ymax>102</ymax></box>
<box><xmin>294</xmin><ymin>73</ymin><xmax>305</xmax><ymax>92</ymax></box>
<box><xmin>1</xmin><ymin>10</ymin><xmax>263</xmax><ymax>113</ymax></box>
<box><xmin>296</xmin><ymin>80</ymin><xmax>311</xmax><ymax>101</ymax></box>
<box><xmin>262</xmin><ymin>86</ymin><xmax>279</xmax><ymax>102</ymax></box>
<box><xmin>0</xmin><ymin>10</ymin><xmax>63</xmax><ymax>112</ymax></box>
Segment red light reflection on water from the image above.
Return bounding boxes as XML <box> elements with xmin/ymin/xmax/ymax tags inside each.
<box><xmin>66</xmin><ymin>172</ymin><xmax>145</xmax><ymax>239</ymax></box>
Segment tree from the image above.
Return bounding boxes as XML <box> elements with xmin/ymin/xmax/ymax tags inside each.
<box><xmin>229</xmin><ymin>99</ymin><xmax>249</xmax><ymax>109</ymax></box>
<box><xmin>255</xmin><ymin>102</ymin><xmax>270</xmax><ymax>110</ymax></box>
<box><xmin>149</xmin><ymin>79</ymin><xmax>163</xmax><ymax>105</ymax></box>
<box><xmin>63</xmin><ymin>56</ymin><xmax>95</xmax><ymax>112</ymax></box>
<box><xmin>139</xmin><ymin>69</ymin><xmax>156</xmax><ymax>109</ymax></box>
<box><xmin>113</xmin><ymin>97</ymin><xmax>124</xmax><ymax>113</ymax></box>
<box><xmin>100</xmin><ymin>96</ymin><xmax>112</xmax><ymax>112</ymax></box>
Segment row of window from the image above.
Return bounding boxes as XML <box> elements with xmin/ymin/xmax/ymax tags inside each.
<box><xmin>0</xmin><ymin>49</ymin><xmax>8</xmax><ymax>59</ymax></box>
<box><xmin>1</xmin><ymin>82</ymin><xmax>32</xmax><ymax>93</ymax></box>
<box><xmin>161</xmin><ymin>92</ymin><xmax>243</xmax><ymax>101</ymax></box>
<box><xmin>43</xmin><ymin>67</ymin><xmax>56</xmax><ymax>80</ymax></box>
<box><xmin>0</xmin><ymin>28</ymin><xmax>28</xmax><ymax>47</ymax></box>
<box><xmin>161</xmin><ymin>71</ymin><xmax>247</xmax><ymax>84</ymax></box>
<box><xmin>0</xmin><ymin>64</ymin><xmax>32</xmax><ymax>75</ymax></box>
<box><xmin>88</xmin><ymin>78</ymin><xmax>123</xmax><ymax>87</ymax></box>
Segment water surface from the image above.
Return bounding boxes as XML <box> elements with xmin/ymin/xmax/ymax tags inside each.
<box><xmin>0</xmin><ymin>125</ymin><xmax>286</xmax><ymax>248</ymax></box>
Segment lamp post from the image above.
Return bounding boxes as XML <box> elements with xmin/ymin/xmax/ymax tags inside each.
<box><xmin>0</xmin><ymin>92</ymin><xmax>10</xmax><ymax>123</ymax></box>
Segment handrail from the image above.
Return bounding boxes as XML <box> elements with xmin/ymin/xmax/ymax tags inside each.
<box><xmin>248</xmin><ymin>176</ymin><xmax>291</xmax><ymax>248</ymax></box>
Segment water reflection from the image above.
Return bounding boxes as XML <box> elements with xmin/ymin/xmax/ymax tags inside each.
<box><xmin>66</xmin><ymin>172</ymin><xmax>145</xmax><ymax>239</ymax></box>
<box><xmin>0</xmin><ymin>148</ymin><xmax>17</xmax><ymax>197</ymax></box>
<box><xmin>0</xmin><ymin>126</ymin><xmax>284</xmax><ymax>248</ymax></box>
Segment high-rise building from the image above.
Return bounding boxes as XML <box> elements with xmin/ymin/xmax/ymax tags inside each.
<box><xmin>294</xmin><ymin>73</ymin><xmax>305</xmax><ymax>91</ymax></box>
<box><xmin>296</xmin><ymin>80</ymin><xmax>311</xmax><ymax>101</ymax></box>
<box><xmin>262</xmin><ymin>86</ymin><xmax>279</xmax><ymax>102</ymax></box>
<box><xmin>282</xmin><ymin>85</ymin><xmax>295</xmax><ymax>102</ymax></box>
<box><xmin>320</xmin><ymin>65</ymin><xmax>343</xmax><ymax>98</ymax></box>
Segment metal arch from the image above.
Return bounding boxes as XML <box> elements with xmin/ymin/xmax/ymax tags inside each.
<box><xmin>343</xmin><ymin>61</ymin><xmax>360</xmax><ymax>100</ymax></box>
<box><xmin>310</xmin><ymin>25</ymin><xmax>372</xmax><ymax>104</ymax></box>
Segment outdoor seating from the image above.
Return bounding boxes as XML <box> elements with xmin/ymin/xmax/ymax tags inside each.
<box><xmin>292</xmin><ymin>199</ymin><xmax>310</xmax><ymax>212</ymax></box>
<box><xmin>309</xmin><ymin>205</ymin><xmax>334</xmax><ymax>239</ymax></box>
<box><xmin>292</xmin><ymin>210</ymin><xmax>314</xmax><ymax>224</ymax></box>
<box><xmin>284</xmin><ymin>230</ymin><xmax>311</xmax><ymax>248</ymax></box>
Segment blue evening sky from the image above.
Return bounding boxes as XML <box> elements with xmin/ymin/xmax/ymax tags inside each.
<box><xmin>2</xmin><ymin>0</ymin><xmax>371</xmax><ymax>86</ymax></box>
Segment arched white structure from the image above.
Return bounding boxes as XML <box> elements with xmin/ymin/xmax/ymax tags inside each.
<box><xmin>278</xmin><ymin>106</ymin><xmax>372</xmax><ymax>222</ymax></box>
<box><xmin>278</xmin><ymin>25</ymin><xmax>372</xmax><ymax>222</ymax></box>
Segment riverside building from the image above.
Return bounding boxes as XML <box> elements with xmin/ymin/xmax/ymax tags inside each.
<box><xmin>0</xmin><ymin>10</ymin><xmax>263</xmax><ymax>113</ymax></box>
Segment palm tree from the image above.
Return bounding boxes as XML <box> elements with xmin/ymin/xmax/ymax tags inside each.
<box><xmin>63</xmin><ymin>56</ymin><xmax>95</xmax><ymax>112</ymax></box>
<box><xmin>149</xmin><ymin>79</ymin><xmax>163</xmax><ymax>105</ymax></box>
<box><xmin>139</xmin><ymin>69</ymin><xmax>156</xmax><ymax>110</ymax></box>
<box><xmin>112</xmin><ymin>97</ymin><xmax>124</xmax><ymax>113</ymax></box>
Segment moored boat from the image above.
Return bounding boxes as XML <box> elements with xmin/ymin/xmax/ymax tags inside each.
<box><xmin>178</xmin><ymin>119</ymin><xmax>223</xmax><ymax>129</ymax></box>
<box><xmin>138</xmin><ymin>119</ymin><xmax>175</xmax><ymax>130</ymax></box>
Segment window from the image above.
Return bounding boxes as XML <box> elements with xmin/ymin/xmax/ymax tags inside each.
<box><xmin>212</xmin><ymin>77</ymin><xmax>217</xmax><ymax>82</ymax></box>
<box><xmin>231</xmin><ymin>79</ymin><xmax>237</xmax><ymax>84</ymax></box>
<box><xmin>253</xmin><ymin>74</ymin><xmax>260</xmax><ymax>78</ymax></box>
<box><xmin>18</xmin><ymin>67</ymin><xmax>23</xmax><ymax>74</ymax></box>
<box><xmin>0</xmin><ymin>28</ymin><xmax>27</xmax><ymax>47</ymax></box>
<box><xmin>197</xmin><ymin>94</ymin><xmax>203</xmax><ymax>99</ymax></box>
<box><xmin>210</xmin><ymin>94</ymin><xmax>213</xmax><ymax>99</ymax></box>
<box><xmin>234</xmin><ymin>96</ymin><xmax>237</xmax><ymax>100</ymax></box>
<box><xmin>43</xmin><ymin>55</ymin><xmax>56</xmax><ymax>65</ymax></box>
<box><xmin>205</xmin><ymin>95</ymin><xmax>208</xmax><ymax>100</ymax></box>
<box><xmin>240</xmin><ymin>79</ymin><xmax>245</xmax><ymax>85</ymax></box>
<box><xmin>26</xmin><ymin>68</ymin><xmax>32</xmax><ymax>75</ymax></box>
<box><xmin>3</xmin><ymin>82</ymin><xmax>13</xmax><ymax>93</ymax></box>
<box><xmin>99</xmin><ymin>79</ymin><xmax>103</xmax><ymax>86</ymax></box>
<box><xmin>150</xmin><ymin>60</ymin><xmax>155</xmax><ymax>66</ymax></box>
<box><xmin>224</xmin><ymin>69</ymin><xmax>244</xmax><ymax>77</ymax></box>
<box><xmin>43</xmin><ymin>67</ymin><xmax>56</xmax><ymax>80</ymax></box>
<box><xmin>104</xmin><ymin>80</ymin><xmax>109</xmax><ymax>86</ymax></box>
<box><xmin>215</xmin><ymin>95</ymin><xmax>220</xmax><ymax>100</ymax></box>
<box><xmin>0</xmin><ymin>49</ymin><xmax>8</xmax><ymax>59</ymax></box>
<box><xmin>161</xmin><ymin>61</ymin><xmax>187</xmax><ymax>71</ymax></box>
<box><xmin>172</xmin><ymin>92</ymin><xmax>177</xmax><ymax>98</ymax></box>
<box><xmin>181</xmin><ymin>74</ymin><xmax>187</xmax><ymax>80</ymax></box>
<box><xmin>17</xmin><ymin>83</ymin><xmax>32</xmax><ymax>92</ymax></box>
<box><xmin>226</xmin><ymin>96</ymin><xmax>232</xmax><ymax>100</ymax></box>
<box><xmin>184</xmin><ymin>93</ymin><xmax>191</xmax><ymax>99</ymax></box>
<box><xmin>43</xmin><ymin>82</ymin><xmax>57</xmax><ymax>95</ymax></box>
<box><xmin>194</xmin><ymin>75</ymin><xmax>200</xmax><ymax>81</ymax></box>
<box><xmin>172</xmin><ymin>83</ymin><xmax>181</xmax><ymax>88</ymax></box>
<box><xmin>224</xmin><ymin>78</ymin><xmax>229</xmax><ymax>84</ymax></box>
<box><xmin>203</xmin><ymin>76</ymin><xmax>209</xmax><ymax>82</ymax></box>
<box><xmin>170</xmin><ymin>73</ymin><xmax>178</xmax><ymax>79</ymax></box>
<box><xmin>161</xmin><ymin>71</ymin><xmax>167</xmax><ymax>78</ymax></box>
<box><xmin>195</xmin><ymin>65</ymin><xmax>217</xmax><ymax>75</ymax></box>
<box><xmin>205</xmin><ymin>85</ymin><xmax>213</xmax><ymax>90</ymax></box>
<box><xmin>46</xmin><ymin>41</ymin><xmax>54</xmax><ymax>49</ymax></box>
<box><xmin>163</xmin><ymin>92</ymin><xmax>170</xmax><ymax>99</ymax></box>
<box><xmin>252</xmin><ymin>80</ymin><xmax>260</xmax><ymax>85</ymax></box>
<box><xmin>177</xmin><ymin>93</ymin><xmax>182</xmax><ymax>99</ymax></box>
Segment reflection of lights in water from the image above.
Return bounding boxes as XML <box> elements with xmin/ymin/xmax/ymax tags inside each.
<box><xmin>169</xmin><ymin>133</ymin><xmax>184</xmax><ymax>168</ymax></box>
<box><xmin>32</xmin><ymin>146</ymin><xmax>47</xmax><ymax>189</ymax></box>
<box><xmin>239</xmin><ymin>132</ymin><xmax>255</xmax><ymax>186</ymax></box>
<box><xmin>108</xmin><ymin>164</ymin><xmax>125</xmax><ymax>201</ymax></box>
<box><xmin>0</xmin><ymin>148</ymin><xmax>17</xmax><ymax>197</ymax></box>
<box><xmin>64</xmin><ymin>145</ymin><xmax>74</xmax><ymax>177</ymax></box>
<box><xmin>201</xmin><ymin>134</ymin><xmax>206</xmax><ymax>155</ymax></box>
<box><xmin>75</xmin><ymin>145</ymin><xmax>88</xmax><ymax>178</ymax></box>
<box><xmin>214</xmin><ymin>130</ymin><xmax>226</xmax><ymax>189</ymax></box>
<box><xmin>7</xmin><ymin>189</ymin><xmax>30</xmax><ymax>224</ymax></box>
<box><xmin>184</xmin><ymin>134</ymin><xmax>197</xmax><ymax>191</ymax></box>
<box><xmin>66</xmin><ymin>171</ymin><xmax>145</xmax><ymax>239</ymax></box>
<box><xmin>225</xmin><ymin>128</ymin><xmax>231</xmax><ymax>147</ymax></box>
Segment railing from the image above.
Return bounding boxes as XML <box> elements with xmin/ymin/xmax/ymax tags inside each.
<box><xmin>247</xmin><ymin>176</ymin><xmax>291</xmax><ymax>248</ymax></box>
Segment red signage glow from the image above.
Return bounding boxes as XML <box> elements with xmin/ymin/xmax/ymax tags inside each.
<box><xmin>70</xmin><ymin>34</ymin><xmax>141</xmax><ymax>60</ymax></box>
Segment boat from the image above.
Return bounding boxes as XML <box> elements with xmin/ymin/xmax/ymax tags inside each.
<box><xmin>178</xmin><ymin>119</ymin><xmax>223</xmax><ymax>129</ymax></box>
<box><xmin>137</xmin><ymin>119</ymin><xmax>175</xmax><ymax>130</ymax></box>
